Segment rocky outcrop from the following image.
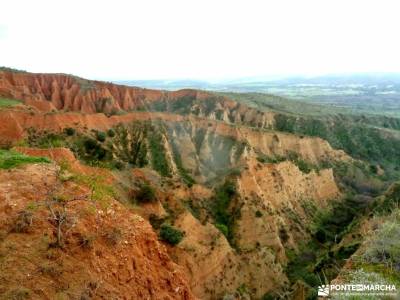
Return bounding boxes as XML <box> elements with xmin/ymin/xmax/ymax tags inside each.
<box><xmin>0</xmin><ymin>70</ymin><xmax>188</xmax><ymax>113</ymax></box>
<box><xmin>235</xmin><ymin>159</ymin><xmax>339</xmax><ymax>259</ymax></box>
<box><xmin>0</xmin><ymin>69</ymin><xmax>276</xmax><ymax>128</ymax></box>
<box><xmin>0</xmin><ymin>109</ymin><xmax>350</xmax><ymax>173</ymax></box>
<box><xmin>150</xmin><ymin>159</ymin><xmax>340</xmax><ymax>299</ymax></box>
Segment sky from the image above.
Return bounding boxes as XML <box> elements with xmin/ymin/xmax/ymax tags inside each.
<box><xmin>1</xmin><ymin>0</ymin><xmax>400</xmax><ymax>80</ymax></box>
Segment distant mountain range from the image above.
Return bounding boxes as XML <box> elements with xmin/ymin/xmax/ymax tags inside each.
<box><xmin>117</xmin><ymin>73</ymin><xmax>400</xmax><ymax>117</ymax></box>
<box><xmin>117</xmin><ymin>73</ymin><xmax>400</xmax><ymax>91</ymax></box>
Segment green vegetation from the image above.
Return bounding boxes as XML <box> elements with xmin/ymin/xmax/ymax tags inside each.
<box><xmin>310</xmin><ymin>196</ymin><xmax>367</xmax><ymax>244</ymax></box>
<box><xmin>3</xmin><ymin>287</ymin><xmax>31</xmax><ymax>300</ymax></box>
<box><xmin>0</xmin><ymin>149</ymin><xmax>50</xmax><ymax>169</ymax></box>
<box><xmin>159</xmin><ymin>224</ymin><xmax>184</xmax><ymax>245</ymax></box>
<box><xmin>81</xmin><ymin>137</ymin><xmax>109</xmax><ymax>160</ymax></box>
<box><xmin>371</xmin><ymin>182</ymin><xmax>400</xmax><ymax>214</ymax></box>
<box><xmin>96</xmin><ymin>131</ymin><xmax>107</xmax><ymax>142</ymax></box>
<box><xmin>286</xmin><ymin>180</ymin><xmax>400</xmax><ymax>297</ymax></box>
<box><xmin>219</xmin><ymin>92</ymin><xmax>349</xmax><ymax>117</ymax></box>
<box><xmin>184</xmin><ymin>199</ymin><xmax>201</xmax><ymax>220</ymax></box>
<box><xmin>0</xmin><ymin>97</ymin><xmax>22</xmax><ymax>108</ymax></box>
<box><xmin>286</xmin><ymin>195</ymin><xmax>371</xmax><ymax>297</ymax></box>
<box><xmin>11</xmin><ymin>210</ymin><xmax>34</xmax><ymax>233</ymax></box>
<box><xmin>59</xmin><ymin>161</ymin><xmax>116</xmax><ymax>206</ymax></box>
<box><xmin>133</xmin><ymin>182</ymin><xmax>157</xmax><ymax>204</ymax></box>
<box><xmin>363</xmin><ymin>218</ymin><xmax>400</xmax><ymax>270</ymax></box>
<box><xmin>256</xmin><ymin>153</ymin><xmax>285</xmax><ymax>164</ymax></box>
<box><xmin>170</xmin><ymin>95</ymin><xmax>196</xmax><ymax>114</ymax></box>
<box><xmin>209</xmin><ymin>181</ymin><xmax>237</xmax><ymax>240</ymax></box>
<box><xmin>72</xmin><ymin>76</ymin><xmax>95</xmax><ymax>92</ymax></box>
<box><xmin>215</xmin><ymin>223</ymin><xmax>229</xmax><ymax>237</ymax></box>
<box><xmin>256</xmin><ymin>151</ymin><xmax>318</xmax><ymax>174</ymax></box>
<box><xmin>95</xmin><ymin>97</ymin><xmax>113</xmax><ymax>113</ymax></box>
<box><xmin>113</xmin><ymin>123</ymin><xmax>148</xmax><ymax>168</ymax></box>
<box><xmin>107</xmin><ymin>128</ymin><xmax>116</xmax><ymax>137</ymax></box>
<box><xmin>194</xmin><ymin>128</ymin><xmax>207</xmax><ymax>153</ymax></box>
<box><xmin>0</xmin><ymin>66</ymin><xmax>27</xmax><ymax>73</ymax></box>
<box><xmin>287</xmin><ymin>152</ymin><xmax>319</xmax><ymax>174</ymax></box>
<box><xmin>26</xmin><ymin>122</ymin><xmax>173</xmax><ymax>173</ymax></box>
<box><xmin>343</xmin><ymin>209</ymin><xmax>400</xmax><ymax>294</ymax></box>
<box><xmin>215</xmin><ymin>92</ymin><xmax>400</xmax><ymax>179</ymax></box>
<box><xmin>338</xmin><ymin>268</ymin><xmax>399</xmax><ymax>300</ymax></box>
<box><xmin>171</xmin><ymin>141</ymin><xmax>196</xmax><ymax>187</ymax></box>
<box><xmin>27</xmin><ymin>129</ymin><xmax>115</xmax><ymax>168</ymax></box>
<box><xmin>148</xmin><ymin>128</ymin><xmax>171</xmax><ymax>177</ymax></box>
<box><xmin>30</xmin><ymin>131</ymin><xmax>66</xmax><ymax>148</ymax></box>
<box><xmin>103</xmin><ymin>227</ymin><xmax>123</xmax><ymax>246</ymax></box>
<box><xmin>63</xmin><ymin>127</ymin><xmax>76</xmax><ymax>136</ymax></box>
<box><xmin>274</xmin><ymin>113</ymin><xmax>400</xmax><ymax>167</ymax></box>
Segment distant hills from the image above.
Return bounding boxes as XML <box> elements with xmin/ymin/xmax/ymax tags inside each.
<box><xmin>118</xmin><ymin>73</ymin><xmax>400</xmax><ymax>117</ymax></box>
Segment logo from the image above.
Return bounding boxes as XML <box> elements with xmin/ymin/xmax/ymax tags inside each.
<box><xmin>318</xmin><ymin>285</ymin><xmax>330</xmax><ymax>297</ymax></box>
<box><xmin>317</xmin><ymin>284</ymin><xmax>397</xmax><ymax>298</ymax></box>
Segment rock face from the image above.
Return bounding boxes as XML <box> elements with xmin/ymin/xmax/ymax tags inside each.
<box><xmin>0</xmin><ymin>70</ymin><xmax>161</xmax><ymax>113</ymax></box>
<box><xmin>0</xmin><ymin>69</ymin><xmax>276</xmax><ymax>127</ymax></box>
<box><xmin>0</xmin><ymin>158</ymin><xmax>195</xmax><ymax>300</ymax></box>
<box><xmin>0</xmin><ymin>108</ymin><xmax>350</xmax><ymax>184</ymax></box>
<box><xmin>165</xmin><ymin>160</ymin><xmax>340</xmax><ymax>299</ymax></box>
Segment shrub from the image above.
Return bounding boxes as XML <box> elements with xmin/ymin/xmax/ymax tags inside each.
<box><xmin>262</xmin><ymin>292</ymin><xmax>278</xmax><ymax>300</ymax></box>
<box><xmin>229</xmin><ymin>168</ymin><xmax>242</xmax><ymax>177</ymax></box>
<box><xmin>256</xmin><ymin>154</ymin><xmax>285</xmax><ymax>164</ymax></box>
<box><xmin>369</xmin><ymin>164</ymin><xmax>378</xmax><ymax>174</ymax></box>
<box><xmin>134</xmin><ymin>183</ymin><xmax>157</xmax><ymax>203</ymax></box>
<box><xmin>255</xmin><ymin>210</ymin><xmax>263</xmax><ymax>218</ymax></box>
<box><xmin>107</xmin><ymin>128</ymin><xmax>116</xmax><ymax>137</ymax></box>
<box><xmin>215</xmin><ymin>223</ymin><xmax>229</xmax><ymax>237</ymax></box>
<box><xmin>149</xmin><ymin>214</ymin><xmax>166</xmax><ymax>229</ymax></box>
<box><xmin>10</xmin><ymin>210</ymin><xmax>34</xmax><ymax>233</ymax></box>
<box><xmin>38</xmin><ymin>262</ymin><xmax>63</xmax><ymax>277</ymax></box>
<box><xmin>111</xmin><ymin>160</ymin><xmax>125</xmax><ymax>170</ymax></box>
<box><xmin>103</xmin><ymin>227</ymin><xmax>123</xmax><ymax>246</ymax></box>
<box><xmin>3</xmin><ymin>287</ymin><xmax>31</xmax><ymax>300</ymax></box>
<box><xmin>96</xmin><ymin>131</ymin><xmax>107</xmax><ymax>142</ymax></box>
<box><xmin>214</xmin><ymin>183</ymin><xmax>236</xmax><ymax>222</ymax></box>
<box><xmin>77</xmin><ymin>233</ymin><xmax>96</xmax><ymax>250</ymax></box>
<box><xmin>81</xmin><ymin>138</ymin><xmax>108</xmax><ymax>161</ymax></box>
<box><xmin>159</xmin><ymin>224</ymin><xmax>184</xmax><ymax>245</ymax></box>
<box><xmin>63</xmin><ymin>127</ymin><xmax>76</xmax><ymax>136</ymax></box>
<box><xmin>171</xmin><ymin>143</ymin><xmax>195</xmax><ymax>187</ymax></box>
<box><xmin>148</xmin><ymin>131</ymin><xmax>171</xmax><ymax>177</ymax></box>
<box><xmin>363</xmin><ymin>219</ymin><xmax>400</xmax><ymax>269</ymax></box>
<box><xmin>36</xmin><ymin>133</ymin><xmax>65</xmax><ymax>148</ymax></box>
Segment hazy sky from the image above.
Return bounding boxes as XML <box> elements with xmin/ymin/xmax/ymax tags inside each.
<box><xmin>1</xmin><ymin>0</ymin><xmax>399</xmax><ymax>80</ymax></box>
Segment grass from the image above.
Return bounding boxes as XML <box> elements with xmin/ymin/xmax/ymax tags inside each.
<box><xmin>0</xmin><ymin>149</ymin><xmax>50</xmax><ymax>169</ymax></box>
<box><xmin>59</xmin><ymin>160</ymin><xmax>116</xmax><ymax>207</ymax></box>
<box><xmin>0</xmin><ymin>97</ymin><xmax>22</xmax><ymax>108</ymax></box>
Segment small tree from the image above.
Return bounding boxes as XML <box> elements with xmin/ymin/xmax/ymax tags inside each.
<box><xmin>134</xmin><ymin>183</ymin><xmax>156</xmax><ymax>204</ymax></box>
<box><xmin>39</xmin><ymin>163</ymin><xmax>89</xmax><ymax>248</ymax></box>
<box><xmin>159</xmin><ymin>224</ymin><xmax>184</xmax><ymax>245</ymax></box>
<box><xmin>63</xmin><ymin>127</ymin><xmax>76</xmax><ymax>136</ymax></box>
<box><xmin>107</xmin><ymin>129</ymin><xmax>116</xmax><ymax>137</ymax></box>
<box><xmin>96</xmin><ymin>131</ymin><xmax>106</xmax><ymax>142</ymax></box>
